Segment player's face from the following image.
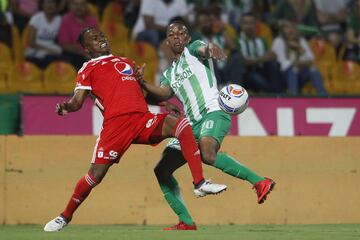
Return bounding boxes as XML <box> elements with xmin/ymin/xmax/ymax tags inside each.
<box><xmin>166</xmin><ymin>23</ymin><xmax>191</xmax><ymax>55</ymax></box>
<box><xmin>242</xmin><ymin>16</ymin><xmax>256</xmax><ymax>37</ymax></box>
<box><xmin>83</xmin><ymin>29</ymin><xmax>110</xmax><ymax>56</ymax></box>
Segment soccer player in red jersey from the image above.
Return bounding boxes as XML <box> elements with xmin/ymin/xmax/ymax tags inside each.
<box><xmin>44</xmin><ymin>27</ymin><xmax>227</xmax><ymax>232</ymax></box>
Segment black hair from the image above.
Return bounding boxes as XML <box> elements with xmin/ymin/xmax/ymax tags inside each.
<box><xmin>169</xmin><ymin>16</ymin><xmax>186</xmax><ymax>26</ymax></box>
<box><xmin>38</xmin><ymin>0</ymin><xmax>58</xmax><ymax>11</ymax></box>
<box><xmin>77</xmin><ymin>27</ymin><xmax>96</xmax><ymax>48</ymax></box>
<box><xmin>242</xmin><ymin>12</ymin><xmax>256</xmax><ymax>20</ymax></box>
<box><xmin>168</xmin><ymin>18</ymin><xmax>189</xmax><ymax>34</ymax></box>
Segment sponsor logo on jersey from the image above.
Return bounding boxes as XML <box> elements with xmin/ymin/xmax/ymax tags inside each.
<box><xmin>121</xmin><ymin>76</ymin><xmax>137</xmax><ymax>81</ymax></box>
<box><xmin>115</xmin><ymin>62</ymin><xmax>133</xmax><ymax>75</ymax></box>
<box><xmin>109</xmin><ymin>150</ymin><xmax>119</xmax><ymax>159</ymax></box>
<box><xmin>97</xmin><ymin>150</ymin><xmax>104</xmax><ymax>158</ymax></box>
<box><xmin>171</xmin><ymin>66</ymin><xmax>193</xmax><ymax>91</ymax></box>
<box><xmin>146</xmin><ymin>115</ymin><xmax>158</xmax><ymax>128</ymax></box>
<box><xmin>114</xmin><ymin>62</ymin><xmax>137</xmax><ymax>81</ymax></box>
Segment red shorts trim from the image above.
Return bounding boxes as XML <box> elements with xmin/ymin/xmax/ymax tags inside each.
<box><xmin>91</xmin><ymin>112</ymin><xmax>168</xmax><ymax>164</ymax></box>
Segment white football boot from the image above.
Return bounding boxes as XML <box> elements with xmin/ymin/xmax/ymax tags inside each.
<box><xmin>194</xmin><ymin>179</ymin><xmax>227</xmax><ymax>197</ymax></box>
<box><xmin>44</xmin><ymin>215</ymin><xmax>68</xmax><ymax>232</ymax></box>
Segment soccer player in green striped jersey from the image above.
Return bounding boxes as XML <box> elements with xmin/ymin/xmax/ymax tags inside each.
<box><xmin>138</xmin><ymin>22</ymin><xmax>276</xmax><ymax>230</ymax></box>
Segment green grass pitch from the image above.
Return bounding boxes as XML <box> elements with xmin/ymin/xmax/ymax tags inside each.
<box><xmin>0</xmin><ymin>224</ymin><xmax>359</xmax><ymax>240</ymax></box>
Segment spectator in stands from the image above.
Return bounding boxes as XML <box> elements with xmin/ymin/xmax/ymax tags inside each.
<box><xmin>237</xmin><ymin>13</ymin><xmax>283</xmax><ymax>93</ymax></box>
<box><xmin>344</xmin><ymin>0</ymin><xmax>360</xmax><ymax>63</ymax></box>
<box><xmin>11</xmin><ymin>0</ymin><xmax>39</xmax><ymax>34</ymax></box>
<box><xmin>191</xmin><ymin>8</ymin><xmax>241</xmax><ymax>87</ymax></box>
<box><xmin>0</xmin><ymin>0</ymin><xmax>12</xmax><ymax>48</ymax></box>
<box><xmin>313</xmin><ymin>0</ymin><xmax>350</xmax><ymax>49</ymax></box>
<box><xmin>124</xmin><ymin>0</ymin><xmax>140</xmax><ymax>30</ymax></box>
<box><xmin>132</xmin><ymin>0</ymin><xmax>188</xmax><ymax>47</ymax></box>
<box><xmin>58</xmin><ymin>0</ymin><xmax>98</xmax><ymax>69</ymax></box>
<box><xmin>270</xmin><ymin>0</ymin><xmax>319</xmax><ymax>37</ymax></box>
<box><xmin>25</xmin><ymin>0</ymin><xmax>62</xmax><ymax>69</ymax></box>
<box><xmin>272</xmin><ymin>21</ymin><xmax>327</xmax><ymax>95</ymax></box>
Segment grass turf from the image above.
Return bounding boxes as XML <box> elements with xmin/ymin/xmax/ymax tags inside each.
<box><xmin>0</xmin><ymin>224</ymin><xmax>359</xmax><ymax>240</ymax></box>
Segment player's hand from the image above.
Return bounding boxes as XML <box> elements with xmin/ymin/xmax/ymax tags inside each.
<box><xmin>56</xmin><ymin>102</ymin><xmax>68</xmax><ymax>116</ymax></box>
<box><xmin>163</xmin><ymin>102</ymin><xmax>181</xmax><ymax>116</ymax></box>
<box><xmin>207</xmin><ymin>43</ymin><xmax>227</xmax><ymax>61</ymax></box>
<box><xmin>134</xmin><ymin>63</ymin><xmax>146</xmax><ymax>86</ymax></box>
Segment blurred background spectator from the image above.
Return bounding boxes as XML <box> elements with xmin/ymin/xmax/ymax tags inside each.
<box><xmin>236</xmin><ymin>13</ymin><xmax>283</xmax><ymax>93</ymax></box>
<box><xmin>272</xmin><ymin>21</ymin><xmax>327</xmax><ymax>95</ymax></box>
<box><xmin>191</xmin><ymin>6</ymin><xmax>238</xmax><ymax>87</ymax></box>
<box><xmin>25</xmin><ymin>0</ymin><xmax>62</xmax><ymax>69</ymax></box>
<box><xmin>270</xmin><ymin>0</ymin><xmax>319</xmax><ymax>38</ymax></box>
<box><xmin>132</xmin><ymin>0</ymin><xmax>188</xmax><ymax>47</ymax></box>
<box><xmin>313</xmin><ymin>0</ymin><xmax>350</xmax><ymax>51</ymax></box>
<box><xmin>344</xmin><ymin>0</ymin><xmax>360</xmax><ymax>63</ymax></box>
<box><xmin>0</xmin><ymin>0</ymin><xmax>12</xmax><ymax>48</ymax></box>
<box><xmin>58</xmin><ymin>0</ymin><xmax>98</xmax><ymax>69</ymax></box>
<box><xmin>11</xmin><ymin>0</ymin><xmax>39</xmax><ymax>34</ymax></box>
<box><xmin>123</xmin><ymin>0</ymin><xmax>140</xmax><ymax>30</ymax></box>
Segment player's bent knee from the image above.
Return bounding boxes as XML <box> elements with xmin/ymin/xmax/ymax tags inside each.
<box><xmin>201</xmin><ymin>152</ymin><xmax>216</xmax><ymax>165</ymax></box>
<box><xmin>88</xmin><ymin>164</ymin><xmax>111</xmax><ymax>184</ymax></box>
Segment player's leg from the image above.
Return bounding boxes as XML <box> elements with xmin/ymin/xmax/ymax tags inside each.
<box><xmin>154</xmin><ymin>146</ymin><xmax>197</xmax><ymax>230</ymax></box>
<box><xmin>199</xmin><ymin>136</ymin><xmax>265</xmax><ymax>184</ymax></box>
<box><xmin>145</xmin><ymin>113</ymin><xmax>227</xmax><ymax>196</ymax></box>
<box><xmin>158</xmin><ymin>114</ymin><xmax>204</xmax><ymax>186</ymax></box>
<box><xmin>44</xmin><ymin>163</ymin><xmax>112</xmax><ymax>231</ymax></box>
<box><xmin>197</xmin><ymin>111</ymin><xmax>275</xmax><ymax>203</ymax></box>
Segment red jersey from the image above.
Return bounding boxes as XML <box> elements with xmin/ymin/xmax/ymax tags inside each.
<box><xmin>75</xmin><ymin>54</ymin><xmax>148</xmax><ymax>120</ymax></box>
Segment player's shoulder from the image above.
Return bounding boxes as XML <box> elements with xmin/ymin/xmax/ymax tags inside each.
<box><xmin>118</xmin><ymin>57</ymin><xmax>135</xmax><ymax>68</ymax></box>
<box><xmin>162</xmin><ymin>65</ymin><xmax>173</xmax><ymax>79</ymax></box>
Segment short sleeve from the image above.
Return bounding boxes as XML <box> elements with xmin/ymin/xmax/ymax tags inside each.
<box><xmin>160</xmin><ymin>69</ymin><xmax>171</xmax><ymax>87</ymax></box>
<box><xmin>188</xmin><ymin>40</ymin><xmax>206</xmax><ymax>58</ymax></box>
<box><xmin>74</xmin><ymin>62</ymin><xmax>92</xmax><ymax>92</ymax></box>
<box><xmin>28</xmin><ymin>13</ymin><xmax>40</xmax><ymax>28</ymax></box>
<box><xmin>177</xmin><ymin>0</ymin><xmax>188</xmax><ymax>16</ymax></box>
<box><xmin>140</xmin><ymin>0</ymin><xmax>156</xmax><ymax>16</ymax></box>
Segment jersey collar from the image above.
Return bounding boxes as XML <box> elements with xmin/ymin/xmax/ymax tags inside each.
<box><xmin>90</xmin><ymin>54</ymin><xmax>113</xmax><ymax>62</ymax></box>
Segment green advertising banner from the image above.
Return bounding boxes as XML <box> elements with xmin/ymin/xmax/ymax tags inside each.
<box><xmin>0</xmin><ymin>94</ymin><xmax>20</xmax><ymax>134</ymax></box>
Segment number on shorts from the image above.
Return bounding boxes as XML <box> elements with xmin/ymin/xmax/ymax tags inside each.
<box><xmin>202</xmin><ymin>120</ymin><xmax>214</xmax><ymax>132</ymax></box>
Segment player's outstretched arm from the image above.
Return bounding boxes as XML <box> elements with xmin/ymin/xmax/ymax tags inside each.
<box><xmin>197</xmin><ymin>42</ymin><xmax>227</xmax><ymax>61</ymax></box>
<box><xmin>56</xmin><ymin>89</ymin><xmax>90</xmax><ymax>116</ymax></box>
<box><xmin>135</xmin><ymin>63</ymin><xmax>173</xmax><ymax>101</ymax></box>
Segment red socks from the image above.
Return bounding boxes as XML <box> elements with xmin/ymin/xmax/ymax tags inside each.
<box><xmin>174</xmin><ymin>118</ymin><xmax>204</xmax><ymax>185</ymax></box>
<box><xmin>61</xmin><ymin>174</ymin><xmax>98</xmax><ymax>221</ymax></box>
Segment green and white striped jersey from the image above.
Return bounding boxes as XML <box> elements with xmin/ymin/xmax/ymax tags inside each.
<box><xmin>161</xmin><ymin>40</ymin><xmax>221</xmax><ymax>124</ymax></box>
<box><xmin>236</xmin><ymin>32</ymin><xmax>268</xmax><ymax>59</ymax></box>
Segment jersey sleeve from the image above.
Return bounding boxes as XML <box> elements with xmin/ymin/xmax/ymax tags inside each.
<box><xmin>160</xmin><ymin>69</ymin><xmax>171</xmax><ymax>87</ymax></box>
<box><xmin>188</xmin><ymin>40</ymin><xmax>207</xmax><ymax>59</ymax></box>
<box><xmin>28</xmin><ymin>14</ymin><xmax>39</xmax><ymax>28</ymax></box>
<box><xmin>74</xmin><ymin>62</ymin><xmax>93</xmax><ymax>92</ymax></box>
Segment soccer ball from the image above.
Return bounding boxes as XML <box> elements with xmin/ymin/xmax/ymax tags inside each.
<box><xmin>218</xmin><ymin>84</ymin><xmax>249</xmax><ymax>115</ymax></box>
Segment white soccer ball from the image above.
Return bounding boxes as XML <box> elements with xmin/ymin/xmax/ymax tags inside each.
<box><xmin>218</xmin><ymin>84</ymin><xmax>249</xmax><ymax>115</ymax></box>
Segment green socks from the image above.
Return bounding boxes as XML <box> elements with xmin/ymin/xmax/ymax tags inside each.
<box><xmin>214</xmin><ymin>153</ymin><xmax>265</xmax><ymax>185</ymax></box>
<box><xmin>158</xmin><ymin>153</ymin><xmax>264</xmax><ymax>225</ymax></box>
<box><xmin>159</xmin><ymin>176</ymin><xmax>194</xmax><ymax>225</ymax></box>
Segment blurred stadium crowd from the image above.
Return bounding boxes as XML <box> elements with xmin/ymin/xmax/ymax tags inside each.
<box><xmin>1</xmin><ymin>0</ymin><xmax>360</xmax><ymax>96</ymax></box>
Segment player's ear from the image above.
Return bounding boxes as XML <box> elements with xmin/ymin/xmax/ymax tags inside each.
<box><xmin>166</xmin><ymin>40</ymin><xmax>170</xmax><ymax>46</ymax></box>
<box><xmin>187</xmin><ymin>36</ymin><xmax>192</xmax><ymax>44</ymax></box>
<box><xmin>84</xmin><ymin>47</ymin><xmax>90</xmax><ymax>54</ymax></box>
